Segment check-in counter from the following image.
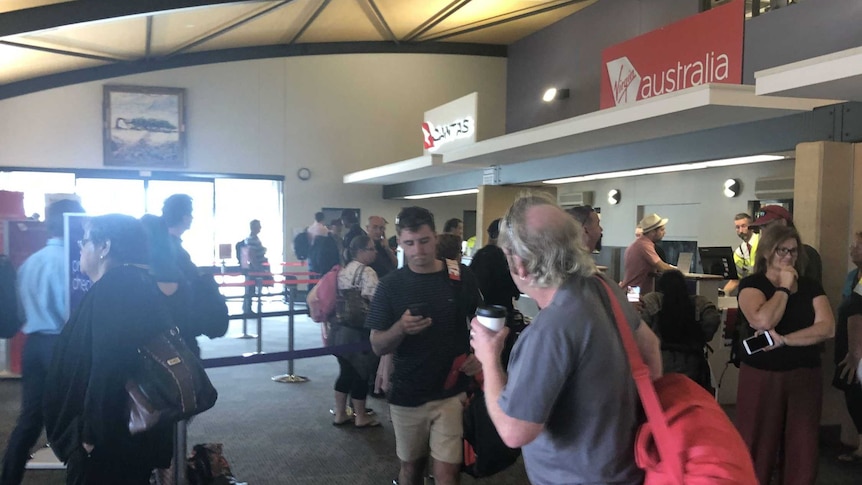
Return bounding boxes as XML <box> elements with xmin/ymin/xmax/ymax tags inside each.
<box><xmin>516</xmin><ymin>274</ymin><xmax>743</xmax><ymax>404</ymax></box>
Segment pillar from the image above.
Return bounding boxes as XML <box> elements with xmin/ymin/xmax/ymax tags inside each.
<box><xmin>794</xmin><ymin>141</ymin><xmax>855</xmax><ymax>445</ymax></box>
<box><xmin>476</xmin><ymin>185</ymin><xmax>556</xmax><ymax>249</ymax></box>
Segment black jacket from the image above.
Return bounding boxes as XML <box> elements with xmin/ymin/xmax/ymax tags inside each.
<box><xmin>44</xmin><ymin>265</ymin><xmax>173</xmax><ymax>467</ymax></box>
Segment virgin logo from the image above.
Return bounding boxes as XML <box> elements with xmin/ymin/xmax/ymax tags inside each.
<box><xmin>606</xmin><ymin>57</ymin><xmax>641</xmax><ymax>107</ymax></box>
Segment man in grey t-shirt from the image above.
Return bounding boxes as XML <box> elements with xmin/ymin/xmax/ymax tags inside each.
<box><xmin>470</xmin><ymin>193</ymin><xmax>663</xmax><ymax>485</ymax></box>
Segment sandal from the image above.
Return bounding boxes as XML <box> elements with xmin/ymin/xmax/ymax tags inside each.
<box><xmin>332</xmin><ymin>417</ymin><xmax>353</xmax><ymax>426</ymax></box>
<box><xmin>354</xmin><ymin>418</ymin><xmax>382</xmax><ymax>429</ymax></box>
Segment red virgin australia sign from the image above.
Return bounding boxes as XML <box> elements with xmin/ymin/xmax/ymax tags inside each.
<box><xmin>600</xmin><ymin>0</ymin><xmax>743</xmax><ymax>109</ymax></box>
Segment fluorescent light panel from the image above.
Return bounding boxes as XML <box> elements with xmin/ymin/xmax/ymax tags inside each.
<box><xmin>543</xmin><ymin>155</ymin><xmax>785</xmax><ymax>185</ymax></box>
<box><xmin>403</xmin><ymin>188</ymin><xmax>479</xmax><ymax>200</ymax></box>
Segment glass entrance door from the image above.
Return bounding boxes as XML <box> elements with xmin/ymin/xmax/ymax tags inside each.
<box><xmin>146</xmin><ymin>180</ymin><xmax>215</xmax><ymax>266</ymax></box>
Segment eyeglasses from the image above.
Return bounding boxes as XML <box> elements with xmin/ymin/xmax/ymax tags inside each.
<box><xmin>774</xmin><ymin>247</ymin><xmax>798</xmax><ymax>257</ymax></box>
<box><xmin>77</xmin><ymin>238</ymin><xmax>91</xmax><ymax>249</ymax></box>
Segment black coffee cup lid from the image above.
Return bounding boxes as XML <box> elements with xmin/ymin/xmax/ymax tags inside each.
<box><xmin>476</xmin><ymin>305</ymin><xmax>507</xmax><ymax>318</ymax></box>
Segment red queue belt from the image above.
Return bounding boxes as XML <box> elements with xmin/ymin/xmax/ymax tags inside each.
<box><xmin>218</xmin><ymin>279</ymin><xmax>319</xmax><ymax>287</ymax></box>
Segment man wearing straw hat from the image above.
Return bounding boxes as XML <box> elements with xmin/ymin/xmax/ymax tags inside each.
<box><xmin>620</xmin><ymin>213</ymin><xmax>676</xmax><ymax>294</ymax></box>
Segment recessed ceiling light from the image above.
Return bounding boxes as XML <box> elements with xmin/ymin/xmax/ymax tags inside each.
<box><xmin>543</xmin><ymin>155</ymin><xmax>785</xmax><ymax>184</ymax></box>
<box><xmin>403</xmin><ymin>189</ymin><xmax>478</xmax><ymax>200</ymax></box>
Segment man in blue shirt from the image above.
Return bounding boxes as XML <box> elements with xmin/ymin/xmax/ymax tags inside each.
<box><xmin>1</xmin><ymin>198</ymin><xmax>84</xmax><ymax>485</ymax></box>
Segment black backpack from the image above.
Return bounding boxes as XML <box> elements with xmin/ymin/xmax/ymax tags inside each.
<box><xmin>0</xmin><ymin>255</ymin><xmax>22</xmax><ymax>338</ymax></box>
<box><xmin>293</xmin><ymin>230</ymin><xmax>310</xmax><ymax>261</ymax></box>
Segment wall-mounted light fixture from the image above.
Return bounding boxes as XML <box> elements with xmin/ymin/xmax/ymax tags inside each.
<box><xmin>542</xmin><ymin>87</ymin><xmax>570</xmax><ymax>102</ymax></box>
<box><xmin>723</xmin><ymin>178</ymin><xmax>740</xmax><ymax>198</ymax></box>
<box><xmin>607</xmin><ymin>189</ymin><xmax>621</xmax><ymax>205</ymax></box>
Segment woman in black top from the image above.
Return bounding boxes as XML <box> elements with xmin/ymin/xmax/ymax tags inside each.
<box><xmin>736</xmin><ymin>225</ymin><xmax>834</xmax><ymax>485</ymax></box>
<box><xmin>834</xmin><ymin>231</ymin><xmax>862</xmax><ymax>462</ymax></box>
<box><xmin>44</xmin><ymin>214</ymin><xmax>173</xmax><ymax>485</ymax></box>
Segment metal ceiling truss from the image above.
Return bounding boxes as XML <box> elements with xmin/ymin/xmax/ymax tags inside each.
<box><xmin>0</xmin><ymin>0</ymin><xmax>589</xmax><ymax>99</ymax></box>
<box><xmin>0</xmin><ymin>39</ymin><xmax>125</xmax><ymax>62</ymax></box>
<box><xmin>145</xmin><ymin>16</ymin><xmax>154</xmax><ymax>59</ymax></box>
<box><xmin>402</xmin><ymin>0</ymin><xmax>472</xmax><ymax>43</ymax></box>
<box><xmin>0</xmin><ymin>0</ymin><xmax>259</xmax><ymax>38</ymax></box>
<box><xmin>287</xmin><ymin>0</ymin><xmax>332</xmax><ymax>44</ymax></box>
<box><xmin>362</xmin><ymin>0</ymin><xmax>399</xmax><ymax>45</ymax></box>
<box><xmin>166</xmin><ymin>0</ymin><xmax>292</xmax><ymax>57</ymax></box>
<box><xmin>0</xmin><ymin>41</ymin><xmax>505</xmax><ymax>101</ymax></box>
<box><xmin>419</xmin><ymin>0</ymin><xmax>592</xmax><ymax>42</ymax></box>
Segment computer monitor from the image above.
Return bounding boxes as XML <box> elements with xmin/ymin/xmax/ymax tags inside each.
<box><xmin>698</xmin><ymin>246</ymin><xmax>738</xmax><ymax>279</ymax></box>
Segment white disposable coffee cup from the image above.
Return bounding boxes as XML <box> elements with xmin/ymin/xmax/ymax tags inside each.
<box><xmin>476</xmin><ymin>305</ymin><xmax>507</xmax><ymax>332</ymax></box>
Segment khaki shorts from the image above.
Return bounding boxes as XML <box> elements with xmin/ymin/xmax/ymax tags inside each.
<box><xmin>389</xmin><ymin>393</ymin><xmax>465</xmax><ymax>464</ymax></box>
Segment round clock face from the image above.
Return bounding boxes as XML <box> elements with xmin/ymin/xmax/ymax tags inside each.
<box><xmin>297</xmin><ymin>167</ymin><xmax>311</xmax><ymax>181</ymax></box>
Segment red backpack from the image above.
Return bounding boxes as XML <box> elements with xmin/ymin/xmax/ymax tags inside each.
<box><xmin>598</xmin><ymin>277</ymin><xmax>757</xmax><ymax>485</ymax></box>
<box><xmin>310</xmin><ymin>265</ymin><xmax>339</xmax><ymax>323</ymax></box>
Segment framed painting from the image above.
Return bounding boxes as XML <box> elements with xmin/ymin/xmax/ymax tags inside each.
<box><xmin>103</xmin><ymin>85</ymin><xmax>186</xmax><ymax>168</ymax></box>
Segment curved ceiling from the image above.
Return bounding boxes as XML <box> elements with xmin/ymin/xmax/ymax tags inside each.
<box><xmin>0</xmin><ymin>0</ymin><xmax>598</xmax><ymax>100</ymax></box>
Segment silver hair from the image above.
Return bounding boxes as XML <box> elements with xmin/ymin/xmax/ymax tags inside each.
<box><xmin>499</xmin><ymin>192</ymin><xmax>597</xmax><ymax>288</ymax></box>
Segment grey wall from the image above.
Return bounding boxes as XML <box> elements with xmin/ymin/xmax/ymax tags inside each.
<box><xmin>507</xmin><ymin>0</ymin><xmax>862</xmax><ymax>133</ymax></box>
<box><xmin>743</xmin><ymin>0</ymin><xmax>862</xmax><ymax>83</ymax></box>
<box><xmin>505</xmin><ymin>0</ymin><xmax>700</xmax><ymax>133</ymax></box>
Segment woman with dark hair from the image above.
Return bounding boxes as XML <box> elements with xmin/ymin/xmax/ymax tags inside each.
<box><xmin>435</xmin><ymin>233</ymin><xmax>463</xmax><ymax>261</ymax></box>
<box><xmin>443</xmin><ymin>218</ymin><xmax>463</xmax><ymax>238</ymax></box>
<box><xmin>736</xmin><ymin>225</ymin><xmax>834</xmax><ymax>485</ymax></box>
<box><xmin>44</xmin><ymin>214</ymin><xmax>174</xmax><ymax>484</ymax></box>
<box><xmin>639</xmin><ymin>270</ymin><xmax>720</xmax><ymax>391</ymax></box>
<box><xmin>330</xmin><ymin>235</ymin><xmax>381</xmax><ymax>428</ymax></box>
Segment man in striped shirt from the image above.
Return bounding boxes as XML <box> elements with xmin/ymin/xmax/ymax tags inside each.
<box><xmin>367</xmin><ymin>206</ymin><xmax>481</xmax><ymax>485</ymax></box>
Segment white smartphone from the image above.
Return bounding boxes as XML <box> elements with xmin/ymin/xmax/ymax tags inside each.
<box><xmin>743</xmin><ymin>332</ymin><xmax>775</xmax><ymax>355</ymax></box>
<box><xmin>626</xmin><ymin>286</ymin><xmax>641</xmax><ymax>303</ymax></box>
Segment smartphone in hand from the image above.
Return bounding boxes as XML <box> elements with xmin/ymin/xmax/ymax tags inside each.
<box><xmin>408</xmin><ymin>303</ymin><xmax>428</xmax><ymax>318</ymax></box>
<box><xmin>743</xmin><ymin>332</ymin><xmax>775</xmax><ymax>355</ymax></box>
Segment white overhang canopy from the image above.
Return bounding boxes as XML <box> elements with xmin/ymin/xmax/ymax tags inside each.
<box><xmin>344</xmin><ymin>83</ymin><xmax>836</xmax><ymax>185</ymax></box>
<box><xmin>755</xmin><ymin>45</ymin><xmax>862</xmax><ymax>101</ymax></box>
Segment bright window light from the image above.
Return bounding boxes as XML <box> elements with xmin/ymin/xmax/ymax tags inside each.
<box><xmin>404</xmin><ymin>189</ymin><xmax>478</xmax><ymax>200</ymax></box>
<box><xmin>542</xmin><ymin>155</ymin><xmax>785</xmax><ymax>184</ymax></box>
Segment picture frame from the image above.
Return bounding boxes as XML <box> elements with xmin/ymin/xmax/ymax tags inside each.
<box><xmin>103</xmin><ymin>85</ymin><xmax>186</xmax><ymax>168</ymax></box>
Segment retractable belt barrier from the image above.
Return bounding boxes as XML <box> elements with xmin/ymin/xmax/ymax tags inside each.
<box><xmin>201</xmin><ymin>341</ymin><xmax>372</xmax><ymax>369</ymax></box>
<box><xmin>209</xmin><ymin>266</ymin><xmax>329</xmax><ymax>383</ymax></box>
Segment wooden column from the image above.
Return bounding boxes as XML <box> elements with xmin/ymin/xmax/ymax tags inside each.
<box><xmin>794</xmin><ymin>141</ymin><xmax>855</xmax><ymax>445</ymax></box>
<box><xmin>475</xmin><ymin>185</ymin><xmax>556</xmax><ymax>249</ymax></box>
<box><xmin>794</xmin><ymin>141</ymin><xmax>854</xmax><ymax>307</ymax></box>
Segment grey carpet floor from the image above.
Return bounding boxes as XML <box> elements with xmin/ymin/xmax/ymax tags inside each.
<box><xmin>0</xmin><ymin>299</ymin><xmax>859</xmax><ymax>483</ymax></box>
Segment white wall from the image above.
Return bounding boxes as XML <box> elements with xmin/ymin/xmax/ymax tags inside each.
<box><xmin>560</xmin><ymin>159</ymin><xmax>796</xmax><ymax>248</ymax></box>
<box><xmin>0</xmin><ymin>53</ymin><xmax>506</xmax><ymax>257</ymax></box>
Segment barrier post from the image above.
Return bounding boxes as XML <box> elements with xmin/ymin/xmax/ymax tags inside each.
<box><xmin>255</xmin><ymin>278</ymin><xmax>263</xmax><ymax>354</ymax></box>
<box><xmin>172</xmin><ymin>420</ymin><xmax>187</xmax><ymax>484</ymax></box>
<box><xmin>272</xmin><ymin>276</ymin><xmax>308</xmax><ymax>383</ymax></box>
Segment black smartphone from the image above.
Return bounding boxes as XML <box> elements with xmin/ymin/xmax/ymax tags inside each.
<box><xmin>408</xmin><ymin>303</ymin><xmax>428</xmax><ymax>318</ymax></box>
<box><xmin>743</xmin><ymin>332</ymin><xmax>775</xmax><ymax>355</ymax></box>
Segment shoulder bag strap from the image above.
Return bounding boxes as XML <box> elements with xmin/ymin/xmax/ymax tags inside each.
<box><xmin>595</xmin><ymin>276</ymin><xmax>684</xmax><ymax>485</ymax></box>
<box><xmin>351</xmin><ymin>264</ymin><xmax>365</xmax><ymax>287</ymax></box>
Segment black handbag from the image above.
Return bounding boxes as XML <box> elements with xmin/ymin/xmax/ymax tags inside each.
<box><xmin>462</xmin><ymin>388</ymin><xmax>521</xmax><ymax>478</ymax></box>
<box><xmin>334</xmin><ymin>266</ymin><xmax>370</xmax><ymax>329</ymax></box>
<box><xmin>126</xmin><ymin>327</ymin><xmax>218</xmax><ymax>434</ymax></box>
